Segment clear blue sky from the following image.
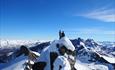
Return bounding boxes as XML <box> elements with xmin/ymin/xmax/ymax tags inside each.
<box><xmin>0</xmin><ymin>0</ymin><xmax>115</xmax><ymax>41</ymax></box>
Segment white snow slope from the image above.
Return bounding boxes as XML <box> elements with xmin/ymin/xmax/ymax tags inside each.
<box><xmin>74</xmin><ymin>59</ymin><xmax>109</xmax><ymax>70</ymax></box>
<box><xmin>0</xmin><ymin>55</ymin><xmax>26</xmax><ymax>70</ymax></box>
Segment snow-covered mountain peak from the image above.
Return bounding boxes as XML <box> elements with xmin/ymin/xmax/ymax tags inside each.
<box><xmin>0</xmin><ymin>38</ymin><xmax>115</xmax><ymax>70</ymax></box>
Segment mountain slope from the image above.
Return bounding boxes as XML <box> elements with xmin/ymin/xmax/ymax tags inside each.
<box><xmin>0</xmin><ymin>38</ymin><xmax>115</xmax><ymax>70</ymax></box>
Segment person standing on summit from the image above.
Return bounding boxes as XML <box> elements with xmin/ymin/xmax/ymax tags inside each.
<box><xmin>32</xmin><ymin>31</ymin><xmax>75</xmax><ymax>70</ymax></box>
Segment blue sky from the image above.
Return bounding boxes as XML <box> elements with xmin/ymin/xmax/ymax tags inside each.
<box><xmin>0</xmin><ymin>0</ymin><xmax>115</xmax><ymax>41</ymax></box>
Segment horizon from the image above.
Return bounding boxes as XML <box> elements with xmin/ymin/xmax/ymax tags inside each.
<box><xmin>0</xmin><ymin>37</ymin><xmax>115</xmax><ymax>42</ymax></box>
<box><xmin>1</xmin><ymin>0</ymin><xmax>115</xmax><ymax>41</ymax></box>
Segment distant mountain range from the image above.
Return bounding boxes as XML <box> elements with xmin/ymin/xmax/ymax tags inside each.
<box><xmin>0</xmin><ymin>38</ymin><xmax>115</xmax><ymax>70</ymax></box>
